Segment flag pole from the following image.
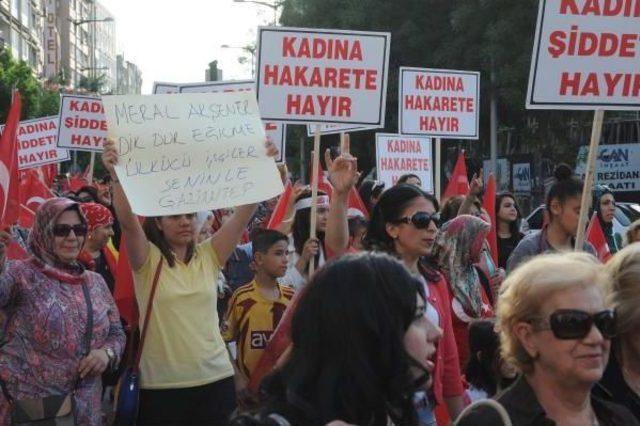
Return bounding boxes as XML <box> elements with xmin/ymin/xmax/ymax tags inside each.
<box><xmin>575</xmin><ymin>110</ymin><xmax>605</xmax><ymax>251</ymax></box>
<box><xmin>308</xmin><ymin>124</ymin><xmax>322</xmax><ymax>275</ymax></box>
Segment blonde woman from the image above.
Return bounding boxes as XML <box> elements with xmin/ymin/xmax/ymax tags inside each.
<box><xmin>595</xmin><ymin>244</ymin><xmax>640</xmax><ymax>421</ymax></box>
<box><xmin>457</xmin><ymin>252</ymin><xmax>638</xmax><ymax>426</ymax></box>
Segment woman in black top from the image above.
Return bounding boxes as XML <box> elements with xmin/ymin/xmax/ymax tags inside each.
<box><xmin>495</xmin><ymin>192</ymin><xmax>524</xmax><ymax>269</ymax></box>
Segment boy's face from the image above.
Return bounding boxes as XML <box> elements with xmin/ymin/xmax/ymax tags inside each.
<box><xmin>255</xmin><ymin>240</ymin><xmax>289</xmax><ymax>278</ymax></box>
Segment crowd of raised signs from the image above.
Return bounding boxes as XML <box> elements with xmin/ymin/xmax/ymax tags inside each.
<box><xmin>0</xmin><ymin>134</ymin><xmax>640</xmax><ymax>426</ymax></box>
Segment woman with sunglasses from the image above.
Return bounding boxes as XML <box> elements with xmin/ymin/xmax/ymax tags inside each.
<box><xmin>102</xmin><ymin>138</ymin><xmax>280</xmax><ymax>425</ymax></box>
<box><xmin>457</xmin><ymin>252</ymin><xmax>637</xmax><ymax>426</ymax></box>
<box><xmin>363</xmin><ymin>184</ymin><xmax>465</xmax><ymax>424</ymax></box>
<box><xmin>594</xmin><ymin>244</ymin><xmax>640</xmax><ymax>420</ymax></box>
<box><xmin>0</xmin><ymin>198</ymin><xmax>125</xmax><ymax>425</ymax></box>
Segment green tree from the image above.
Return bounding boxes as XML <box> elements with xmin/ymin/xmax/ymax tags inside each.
<box><xmin>0</xmin><ymin>48</ymin><xmax>60</xmax><ymax>122</ymax></box>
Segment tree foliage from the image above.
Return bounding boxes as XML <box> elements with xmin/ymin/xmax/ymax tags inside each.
<box><xmin>0</xmin><ymin>48</ymin><xmax>60</xmax><ymax>122</ymax></box>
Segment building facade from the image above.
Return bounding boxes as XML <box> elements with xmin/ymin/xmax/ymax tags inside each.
<box><xmin>0</xmin><ymin>0</ymin><xmax>45</xmax><ymax>74</ymax></box>
<box><xmin>116</xmin><ymin>53</ymin><xmax>142</xmax><ymax>94</ymax></box>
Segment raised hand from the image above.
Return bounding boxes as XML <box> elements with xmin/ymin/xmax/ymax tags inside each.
<box><xmin>326</xmin><ymin>134</ymin><xmax>360</xmax><ymax>195</ymax></box>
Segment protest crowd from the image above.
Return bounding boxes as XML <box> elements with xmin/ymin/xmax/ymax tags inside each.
<box><xmin>2</xmin><ymin>3</ymin><xmax>640</xmax><ymax>426</ymax></box>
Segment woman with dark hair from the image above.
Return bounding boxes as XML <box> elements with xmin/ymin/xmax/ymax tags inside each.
<box><xmin>465</xmin><ymin>319</ymin><xmax>516</xmax><ymax>401</ymax></box>
<box><xmin>102</xmin><ymin>138</ymin><xmax>280</xmax><ymax>425</ymax></box>
<box><xmin>495</xmin><ymin>192</ymin><xmax>524</xmax><ymax>269</ymax></box>
<box><xmin>363</xmin><ymin>184</ymin><xmax>465</xmax><ymax>422</ymax></box>
<box><xmin>507</xmin><ymin>164</ymin><xmax>596</xmax><ymax>272</ymax></box>
<box><xmin>592</xmin><ymin>185</ymin><xmax>622</xmax><ymax>255</ymax></box>
<box><xmin>257</xmin><ymin>252</ymin><xmax>442</xmax><ymax>425</ymax></box>
<box><xmin>397</xmin><ymin>173</ymin><xmax>422</xmax><ymax>188</ymax></box>
<box><xmin>76</xmin><ymin>185</ymin><xmax>100</xmax><ymax>203</ymax></box>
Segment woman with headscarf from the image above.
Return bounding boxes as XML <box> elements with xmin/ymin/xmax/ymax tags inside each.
<box><xmin>432</xmin><ymin>215</ymin><xmax>495</xmax><ymax>368</ymax></box>
<box><xmin>592</xmin><ymin>185</ymin><xmax>623</xmax><ymax>255</ymax></box>
<box><xmin>77</xmin><ymin>202</ymin><xmax>117</xmax><ymax>293</ymax></box>
<box><xmin>0</xmin><ymin>198</ymin><xmax>125</xmax><ymax>425</ymax></box>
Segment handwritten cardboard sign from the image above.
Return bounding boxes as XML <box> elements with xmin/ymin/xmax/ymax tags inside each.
<box><xmin>305</xmin><ymin>122</ymin><xmax>380</xmax><ymax>137</ymax></box>
<box><xmin>375</xmin><ymin>133</ymin><xmax>433</xmax><ymax>192</ymax></box>
<box><xmin>399</xmin><ymin>67</ymin><xmax>480</xmax><ymax>139</ymax></box>
<box><xmin>57</xmin><ymin>95</ymin><xmax>108</xmax><ymax>152</ymax></box>
<box><xmin>180</xmin><ymin>80</ymin><xmax>286</xmax><ymax>163</ymax></box>
<box><xmin>0</xmin><ymin>116</ymin><xmax>69</xmax><ymax>170</ymax></box>
<box><xmin>256</xmin><ymin>26</ymin><xmax>391</xmax><ymax>125</ymax></box>
<box><xmin>527</xmin><ymin>0</ymin><xmax>640</xmax><ymax>109</ymax></box>
<box><xmin>102</xmin><ymin>92</ymin><xmax>284</xmax><ymax>216</ymax></box>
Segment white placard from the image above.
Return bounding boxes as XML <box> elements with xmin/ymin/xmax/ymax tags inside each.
<box><xmin>512</xmin><ymin>163</ymin><xmax>532</xmax><ymax>193</ymax></box>
<box><xmin>0</xmin><ymin>116</ymin><xmax>70</xmax><ymax>170</ymax></box>
<box><xmin>102</xmin><ymin>92</ymin><xmax>284</xmax><ymax>216</ymax></box>
<box><xmin>57</xmin><ymin>95</ymin><xmax>107</xmax><ymax>152</ymax></box>
<box><xmin>305</xmin><ymin>123</ymin><xmax>380</xmax><ymax>137</ymax></box>
<box><xmin>375</xmin><ymin>133</ymin><xmax>433</xmax><ymax>192</ymax></box>
<box><xmin>399</xmin><ymin>67</ymin><xmax>480</xmax><ymax>139</ymax></box>
<box><xmin>180</xmin><ymin>80</ymin><xmax>286</xmax><ymax>163</ymax></box>
<box><xmin>527</xmin><ymin>0</ymin><xmax>640</xmax><ymax>109</ymax></box>
<box><xmin>575</xmin><ymin>143</ymin><xmax>640</xmax><ymax>192</ymax></box>
<box><xmin>256</xmin><ymin>26</ymin><xmax>391</xmax><ymax>125</ymax></box>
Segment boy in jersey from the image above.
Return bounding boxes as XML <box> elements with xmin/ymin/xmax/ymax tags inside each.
<box><xmin>222</xmin><ymin>229</ymin><xmax>294</xmax><ymax>408</ymax></box>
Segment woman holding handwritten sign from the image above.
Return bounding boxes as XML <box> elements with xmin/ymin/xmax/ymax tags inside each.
<box><xmin>102</xmin><ymin>138</ymin><xmax>280</xmax><ymax>425</ymax></box>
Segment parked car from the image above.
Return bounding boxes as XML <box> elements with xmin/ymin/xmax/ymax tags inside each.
<box><xmin>521</xmin><ymin>202</ymin><xmax>640</xmax><ymax>237</ymax></box>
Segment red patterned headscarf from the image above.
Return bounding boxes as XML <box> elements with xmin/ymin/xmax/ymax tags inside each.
<box><xmin>79</xmin><ymin>202</ymin><xmax>114</xmax><ymax>233</ymax></box>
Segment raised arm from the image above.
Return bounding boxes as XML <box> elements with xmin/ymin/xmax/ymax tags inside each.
<box><xmin>458</xmin><ymin>170</ymin><xmax>483</xmax><ymax>216</ymax></box>
<box><xmin>102</xmin><ymin>139</ymin><xmax>150</xmax><ymax>271</ymax></box>
<box><xmin>211</xmin><ymin>139</ymin><xmax>280</xmax><ymax>264</ymax></box>
<box><xmin>325</xmin><ymin>136</ymin><xmax>360</xmax><ymax>257</ymax></box>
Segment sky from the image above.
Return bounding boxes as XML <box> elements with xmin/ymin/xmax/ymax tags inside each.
<box><xmin>99</xmin><ymin>0</ymin><xmax>279</xmax><ymax>93</ymax></box>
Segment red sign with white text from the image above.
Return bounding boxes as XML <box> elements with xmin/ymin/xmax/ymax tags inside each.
<box><xmin>256</xmin><ymin>26</ymin><xmax>391</xmax><ymax>125</ymax></box>
<box><xmin>57</xmin><ymin>95</ymin><xmax>108</xmax><ymax>152</ymax></box>
<box><xmin>527</xmin><ymin>0</ymin><xmax>640</xmax><ymax>109</ymax></box>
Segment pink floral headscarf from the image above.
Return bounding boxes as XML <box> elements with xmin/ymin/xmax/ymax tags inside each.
<box><xmin>27</xmin><ymin>197</ymin><xmax>88</xmax><ymax>282</ymax></box>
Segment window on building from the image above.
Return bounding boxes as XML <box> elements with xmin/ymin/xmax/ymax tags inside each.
<box><xmin>21</xmin><ymin>1</ymin><xmax>30</xmax><ymax>26</ymax></box>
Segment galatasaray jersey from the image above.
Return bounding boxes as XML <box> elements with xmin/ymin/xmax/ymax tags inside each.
<box><xmin>222</xmin><ymin>280</ymin><xmax>294</xmax><ymax>378</ymax></box>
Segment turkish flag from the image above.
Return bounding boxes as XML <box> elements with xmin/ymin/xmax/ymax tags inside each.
<box><xmin>113</xmin><ymin>235</ymin><xmax>139</xmax><ymax>327</ymax></box>
<box><xmin>19</xmin><ymin>169</ymin><xmax>54</xmax><ymax>227</ymax></box>
<box><xmin>267</xmin><ymin>180</ymin><xmax>293</xmax><ymax>230</ymax></box>
<box><xmin>586</xmin><ymin>212</ymin><xmax>612</xmax><ymax>263</ymax></box>
<box><xmin>6</xmin><ymin>239</ymin><xmax>29</xmax><ymax>260</ymax></box>
<box><xmin>68</xmin><ymin>175</ymin><xmax>88</xmax><ymax>193</ymax></box>
<box><xmin>40</xmin><ymin>163</ymin><xmax>57</xmax><ymax>188</ymax></box>
<box><xmin>0</xmin><ymin>92</ymin><xmax>22</xmax><ymax>227</ymax></box>
<box><xmin>347</xmin><ymin>187</ymin><xmax>369</xmax><ymax>220</ymax></box>
<box><xmin>482</xmin><ymin>174</ymin><xmax>499</xmax><ymax>265</ymax></box>
<box><xmin>443</xmin><ymin>150</ymin><xmax>469</xmax><ymax>202</ymax></box>
<box><xmin>309</xmin><ymin>159</ymin><xmax>333</xmax><ymax>197</ymax></box>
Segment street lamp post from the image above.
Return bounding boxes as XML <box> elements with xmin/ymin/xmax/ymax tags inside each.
<box><xmin>233</xmin><ymin>0</ymin><xmax>284</xmax><ymax>25</ymax></box>
<box><xmin>221</xmin><ymin>44</ymin><xmax>256</xmax><ymax>78</ymax></box>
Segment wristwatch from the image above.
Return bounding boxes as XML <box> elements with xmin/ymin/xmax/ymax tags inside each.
<box><xmin>105</xmin><ymin>347</ymin><xmax>116</xmax><ymax>369</ymax></box>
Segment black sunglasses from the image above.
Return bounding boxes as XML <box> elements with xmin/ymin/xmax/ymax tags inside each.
<box><xmin>532</xmin><ymin>309</ymin><xmax>616</xmax><ymax>340</ymax></box>
<box><xmin>52</xmin><ymin>224</ymin><xmax>88</xmax><ymax>238</ymax></box>
<box><xmin>393</xmin><ymin>212</ymin><xmax>441</xmax><ymax>229</ymax></box>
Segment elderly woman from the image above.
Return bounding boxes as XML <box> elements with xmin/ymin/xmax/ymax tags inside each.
<box><xmin>0</xmin><ymin>198</ymin><xmax>125</xmax><ymax>425</ymax></box>
<box><xmin>457</xmin><ymin>252</ymin><xmax>637</xmax><ymax>426</ymax></box>
<box><xmin>594</xmin><ymin>244</ymin><xmax>640</xmax><ymax>420</ymax></box>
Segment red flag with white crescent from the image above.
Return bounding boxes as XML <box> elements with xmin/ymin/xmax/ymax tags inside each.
<box><xmin>0</xmin><ymin>92</ymin><xmax>22</xmax><ymax>227</ymax></box>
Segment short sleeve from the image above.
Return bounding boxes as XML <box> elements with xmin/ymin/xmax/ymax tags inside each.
<box><xmin>199</xmin><ymin>240</ymin><xmax>221</xmax><ymax>270</ymax></box>
<box><xmin>133</xmin><ymin>243</ymin><xmax>162</xmax><ymax>291</ymax></box>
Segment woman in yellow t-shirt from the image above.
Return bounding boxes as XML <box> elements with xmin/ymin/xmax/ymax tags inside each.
<box><xmin>102</xmin><ymin>138</ymin><xmax>280</xmax><ymax>425</ymax></box>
